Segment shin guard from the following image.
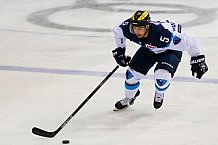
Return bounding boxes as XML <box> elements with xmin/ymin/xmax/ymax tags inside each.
<box><xmin>154</xmin><ymin>69</ymin><xmax>171</xmax><ymax>94</ymax></box>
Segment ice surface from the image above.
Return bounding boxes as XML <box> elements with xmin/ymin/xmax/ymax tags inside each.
<box><xmin>0</xmin><ymin>0</ymin><xmax>218</xmax><ymax>144</ymax></box>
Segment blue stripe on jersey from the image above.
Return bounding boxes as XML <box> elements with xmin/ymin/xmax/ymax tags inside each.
<box><xmin>166</xmin><ymin>32</ymin><xmax>174</xmax><ymax>47</ymax></box>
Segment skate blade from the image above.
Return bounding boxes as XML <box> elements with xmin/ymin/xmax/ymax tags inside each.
<box><xmin>113</xmin><ymin>107</ymin><xmax>129</xmax><ymax>111</ymax></box>
<box><xmin>113</xmin><ymin>108</ymin><xmax>120</xmax><ymax>111</ymax></box>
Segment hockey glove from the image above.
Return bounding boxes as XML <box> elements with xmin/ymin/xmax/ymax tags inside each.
<box><xmin>112</xmin><ymin>47</ymin><xmax>131</xmax><ymax>67</ymax></box>
<box><xmin>190</xmin><ymin>55</ymin><xmax>208</xmax><ymax>79</ymax></box>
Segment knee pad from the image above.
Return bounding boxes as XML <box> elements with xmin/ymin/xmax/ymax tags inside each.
<box><xmin>125</xmin><ymin>67</ymin><xmax>144</xmax><ymax>86</ymax></box>
<box><xmin>155</xmin><ymin>69</ymin><xmax>171</xmax><ymax>93</ymax></box>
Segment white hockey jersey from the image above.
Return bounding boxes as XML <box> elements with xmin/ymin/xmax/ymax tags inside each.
<box><xmin>113</xmin><ymin>19</ymin><xmax>201</xmax><ymax>56</ymax></box>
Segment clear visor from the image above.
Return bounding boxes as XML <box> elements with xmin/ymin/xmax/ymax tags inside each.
<box><xmin>132</xmin><ymin>22</ymin><xmax>144</xmax><ymax>27</ymax></box>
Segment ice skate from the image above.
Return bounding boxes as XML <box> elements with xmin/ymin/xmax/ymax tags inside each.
<box><xmin>153</xmin><ymin>91</ymin><xmax>164</xmax><ymax>109</ymax></box>
<box><xmin>113</xmin><ymin>90</ymin><xmax>140</xmax><ymax>111</ymax></box>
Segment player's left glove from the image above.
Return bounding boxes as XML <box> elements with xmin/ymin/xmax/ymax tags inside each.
<box><xmin>190</xmin><ymin>54</ymin><xmax>208</xmax><ymax>79</ymax></box>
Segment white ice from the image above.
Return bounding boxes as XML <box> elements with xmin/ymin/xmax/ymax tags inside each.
<box><xmin>0</xmin><ymin>0</ymin><xmax>218</xmax><ymax>145</ymax></box>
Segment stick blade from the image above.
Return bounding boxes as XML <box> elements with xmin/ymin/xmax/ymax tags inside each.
<box><xmin>32</xmin><ymin>127</ymin><xmax>56</xmax><ymax>138</ymax></box>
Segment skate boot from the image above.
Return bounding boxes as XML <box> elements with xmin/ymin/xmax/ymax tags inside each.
<box><xmin>114</xmin><ymin>90</ymin><xmax>140</xmax><ymax>111</ymax></box>
<box><xmin>153</xmin><ymin>91</ymin><xmax>164</xmax><ymax>109</ymax></box>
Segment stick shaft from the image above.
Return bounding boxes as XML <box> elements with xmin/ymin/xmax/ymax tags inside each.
<box><xmin>32</xmin><ymin>65</ymin><xmax>119</xmax><ymax>137</ymax></box>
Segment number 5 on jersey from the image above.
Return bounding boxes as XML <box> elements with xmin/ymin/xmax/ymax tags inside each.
<box><xmin>160</xmin><ymin>36</ymin><xmax>170</xmax><ymax>43</ymax></box>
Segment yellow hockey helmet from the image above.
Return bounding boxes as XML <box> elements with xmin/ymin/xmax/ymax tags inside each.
<box><xmin>130</xmin><ymin>10</ymin><xmax>151</xmax><ymax>27</ymax></box>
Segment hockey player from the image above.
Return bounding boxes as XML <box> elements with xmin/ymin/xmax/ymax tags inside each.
<box><xmin>112</xmin><ymin>10</ymin><xmax>208</xmax><ymax>110</ymax></box>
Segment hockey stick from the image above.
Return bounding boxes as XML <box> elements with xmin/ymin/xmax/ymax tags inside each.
<box><xmin>32</xmin><ymin>65</ymin><xmax>119</xmax><ymax>138</ymax></box>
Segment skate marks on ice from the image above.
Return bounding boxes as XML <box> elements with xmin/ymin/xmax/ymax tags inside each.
<box><xmin>26</xmin><ymin>0</ymin><xmax>218</xmax><ymax>33</ymax></box>
<box><xmin>0</xmin><ymin>65</ymin><xmax>217</xmax><ymax>84</ymax></box>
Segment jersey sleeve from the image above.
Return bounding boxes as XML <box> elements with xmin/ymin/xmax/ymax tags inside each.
<box><xmin>161</xmin><ymin>20</ymin><xmax>182</xmax><ymax>33</ymax></box>
<box><xmin>113</xmin><ymin>23</ymin><xmax>126</xmax><ymax>48</ymax></box>
<box><xmin>169</xmin><ymin>33</ymin><xmax>201</xmax><ymax>56</ymax></box>
<box><xmin>155</xmin><ymin>22</ymin><xmax>201</xmax><ymax>56</ymax></box>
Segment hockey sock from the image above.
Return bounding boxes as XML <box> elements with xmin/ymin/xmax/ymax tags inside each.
<box><xmin>125</xmin><ymin>68</ymin><xmax>144</xmax><ymax>99</ymax></box>
<box><xmin>125</xmin><ymin>81</ymin><xmax>140</xmax><ymax>99</ymax></box>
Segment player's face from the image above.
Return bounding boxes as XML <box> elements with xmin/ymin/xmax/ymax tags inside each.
<box><xmin>133</xmin><ymin>26</ymin><xmax>147</xmax><ymax>38</ymax></box>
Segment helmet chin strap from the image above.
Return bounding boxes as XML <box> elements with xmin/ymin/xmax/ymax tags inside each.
<box><xmin>143</xmin><ymin>25</ymin><xmax>150</xmax><ymax>38</ymax></box>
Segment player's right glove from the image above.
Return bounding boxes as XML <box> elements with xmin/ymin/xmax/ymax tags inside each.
<box><xmin>190</xmin><ymin>54</ymin><xmax>208</xmax><ymax>79</ymax></box>
<box><xmin>112</xmin><ymin>47</ymin><xmax>131</xmax><ymax>67</ymax></box>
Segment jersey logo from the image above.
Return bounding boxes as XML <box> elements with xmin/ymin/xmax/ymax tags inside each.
<box><xmin>145</xmin><ymin>44</ymin><xmax>157</xmax><ymax>49</ymax></box>
<box><xmin>173</xmin><ymin>36</ymin><xmax>181</xmax><ymax>45</ymax></box>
